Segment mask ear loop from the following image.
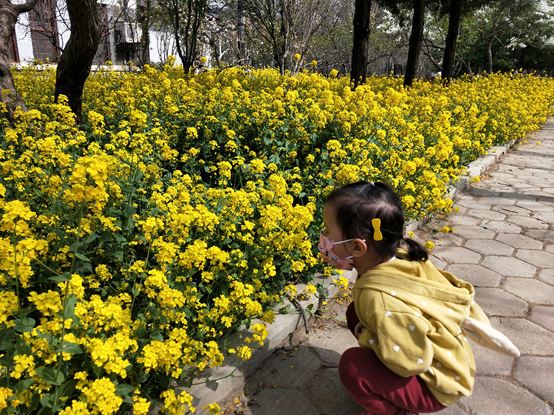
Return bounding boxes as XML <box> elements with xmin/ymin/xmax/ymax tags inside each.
<box><xmin>372</xmin><ymin>218</ymin><xmax>383</xmax><ymax>241</ymax></box>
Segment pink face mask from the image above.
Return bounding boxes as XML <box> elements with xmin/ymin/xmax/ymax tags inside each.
<box><xmin>318</xmin><ymin>232</ymin><xmax>356</xmax><ymax>270</ymax></box>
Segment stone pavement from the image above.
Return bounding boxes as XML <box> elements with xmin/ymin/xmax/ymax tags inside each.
<box><xmin>218</xmin><ymin>118</ymin><xmax>554</xmax><ymax>415</ymax></box>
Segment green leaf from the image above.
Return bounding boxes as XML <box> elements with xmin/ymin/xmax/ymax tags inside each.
<box><xmin>132</xmin><ymin>285</ymin><xmax>140</xmax><ymax>296</ymax></box>
<box><xmin>52</xmin><ymin>380</ymin><xmax>76</xmax><ymax>412</ymax></box>
<box><xmin>74</xmin><ymin>252</ymin><xmax>90</xmax><ymax>262</ymax></box>
<box><xmin>13</xmin><ymin>317</ymin><xmax>35</xmax><ymax>333</ymax></box>
<box><xmin>115</xmin><ymin>383</ymin><xmax>135</xmax><ymax>397</ymax></box>
<box><xmin>78</xmin><ymin>262</ymin><xmax>93</xmax><ymax>274</ymax></box>
<box><xmin>15</xmin><ymin>378</ymin><xmax>35</xmax><ymax>394</ymax></box>
<box><xmin>60</xmin><ymin>295</ymin><xmax>77</xmax><ymax>322</ymax></box>
<box><xmin>0</xmin><ymin>329</ymin><xmax>16</xmax><ymax>350</ymax></box>
<box><xmin>39</xmin><ymin>393</ymin><xmax>54</xmax><ymax>410</ymax></box>
<box><xmin>48</xmin><ymin>272</ymin><xmax>72</xmax><ymax>283</ymax></box>
<box><xmin>278</xmin><ymin>304</ymin><xmax>291</xmax><ymax>314</ymax></box>
<box><xmin>134</xmin><ymin>324</ymin><xmax>146</xmax><ymax>338</ymax></box>
<box><xmin>84</xmin><ymin>233</ymin><xmax>98</xmax><ymax>244</ymax></box>
<box><xmin>149</xmin><ymin>333</ymin><xmax>163</xmax><ymax>341</ymax></box>
<box><xmin>35</xmin><ymin>367</ymin><xmax>64</xmax><ymax>386</ymax></box>
<box><xmin>56</xmin><ymin>341</ymin><xmax>83</xmax><ymax>354</ymax></box>
<box><xmin>29</xmin><ymin>390</ymin><xmax>41</xmax><ymax>412</ymax></box>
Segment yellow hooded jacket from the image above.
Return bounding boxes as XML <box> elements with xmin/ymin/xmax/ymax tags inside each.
<box><xmin>352</xmin><ymin>250</ymin><xmax>490</xmax><ymax>406</ymax></box>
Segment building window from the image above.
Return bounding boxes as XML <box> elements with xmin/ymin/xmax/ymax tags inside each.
<box><xmin>29</xmin><ymin>0</ymin><xmax>60</xmax><ymax>62</ymax></box>
<box><xmin>8</xmin><ymin>34</ymin><xmax>19</xmax><ymax>62</ymax></box>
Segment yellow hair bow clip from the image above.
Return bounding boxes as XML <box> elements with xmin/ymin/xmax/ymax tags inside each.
<box><xmin>372</xmin><ymin>218</ymin><xmax>383</xmax><ymax>241</ymax></box>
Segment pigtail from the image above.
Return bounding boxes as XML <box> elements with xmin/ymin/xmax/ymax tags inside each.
<box><xmin>403</xmin><ymin>237</ymin><xmax>429</xmax><ymax>262</ymax></box>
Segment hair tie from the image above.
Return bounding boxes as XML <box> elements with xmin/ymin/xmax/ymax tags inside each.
<box><xmin>372</xmin><ymin>218</ymin><xmax>383</xmax><ymax>241</ymax></box>
<box><xmin>402</xmin><ymin>235</ymin><xmax>408</xmax><ymax>240</ymax></box>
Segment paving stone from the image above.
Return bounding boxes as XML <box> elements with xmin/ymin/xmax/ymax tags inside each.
<box><xmin>481</xmin><ymin>220</ymin><xmax>522</xmax><ymax>234</ymax></box>
<box><xmin>493</xmin><ymin>205</ymin><xmax>532</xmax><ymax>216</ymax></box>
<box><xmin>470</xmin><ymin>339</ymin><xmax>513</xmax><ymax>376</ymax></box>
<box><xmin>507</xmin><ymin>215</ymin><xmax>550</xmax><ymax>229</ymax></box>
<box><xmin>245</xmin><ymin>387</ymin><xmax>320</xmax><ymax>415</ymax></box>
<box><xmin>516</xmin><ymin>249</ymin><xmax>554</xmax><ymax>268</ymax></box>
<box><xmin>530</xmin><ymin>305</ymin><xmax>554</xmax><ymax>332</ymax></box>
<box><xmin>489</xmin><ymin>317</ymin><xmax>554</xmax><ymax>355</ymax></box>
<box><xmin>490</xmin><ymin>172</ymin><xmax>520</xmax><ymax>181</ymax></box>
<box><xmin>421</xmin><ymin>404</ymin><xmax>470</xmax><ymax>415</ymax></box>
<box><xmin>515</xmin><ymin>357</ymin><xmax>554</xmax><ymax>403</ymax></box>
<box><xmin>464</xmin><ymin>239</ymin><xmax>514</xmax><ymax>256</ymax></box>
<box><xmin>450</xmin><ymin>225</ymin><xmax>496</xmax><ymax>239</ymax></box>
<box><xmin>533</xmin><ymin>211</ymin><xmax>554</xmax><ymax>224</ymax></box>
<box><xmin>459</xmin><ymin>377</ymin><xmax>552</xmax><ymax>415</ymax></box>
<box><xmin>305</xmin><ymin>367</ymin><xmax>365</xmax><ymax>415</ymax></box>
<box><xmin>546</xmin><ymin>244</ymin><xmax>554</xmax><ymax>254</ymax></box>
<box><xmin>307</xmin><ymin>325</ymin><xmax>358</xmax><ymax>366</ymax></box>
<box><xmin>429</xmin><ymin>246</ymin><xmax>481</xmax><ymax>264</ymax></box>
<box><xmin>517</xmin><ymin>200</ymin><xmax>554</xmax><ymax>212</ymax></box>
<box><xmin>418</xmin><ymin>231</ymin><xmax>466</xmax><ymax>247</ymax></box>
<box><xmin>481</xmin><ymin>256</ymin><xmax>537</xmax><ymax>278</ymax></box>
<box><xmin>496</xmin><ymin>233</ymin><xmax>544</xmax><ymax>250</ymax></box>
<box><xmin>474</xmin><ymin>288</ymin><xmax>528</xmax><ymax>316</ymax></box>
<box><xmin>501</xmin><ymin>183</ymin><xmax>535</xmax><ymax>190</ymax></box>
<box><xmin>429</xmin><ymin>256</ymin><xmax>448</xmax><ymax>270</ymax></box>
<box><xmin>525</xmin><ymin>229</ymin><xmax>554</xmax><ymax>243</ymax></box>
<box><xmin>445</xmin><ymin>264</ymin><xmax>501</xmax><ymax>287</ymax></box>
<box><xmin>445</xmin><ymin>215</ymin><xmax>482</xmax><ymax>227</ymax></box>
<box><xmin>467</xmin><ymin>209</ymin><xmax>506</xmax><ymax>221</ymax></box>
<box><xmin>539</xmin><ymin>269</ymin><xmax>554</xmax><ymax>286</ymax></box>
<box><xmin>455</xmin><ymin>197</ymin><xmax>486</xmax><ymax>210</ymax></box>
<box><xmin>249</xmin><ymin>347</ymin><xmax>321</xmax><ymax>390</ymax></box>
<box><xmin>503</xmin><ymin>278</ymin><xmax>554</xmax><ymax>305</ymax></box>
<box><xmin>478</xmin><ymin>196</ymin><xmax>516</xmax><ymax>206</ymax></box>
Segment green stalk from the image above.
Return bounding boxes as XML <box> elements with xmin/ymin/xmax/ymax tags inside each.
<box><xmin>53</xmin><ymin>211</ymin><xmax>83</xmax><ymax>407</ymax></box>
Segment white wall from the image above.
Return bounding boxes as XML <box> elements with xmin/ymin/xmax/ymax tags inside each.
<box><xmin>14</xmin><ymin>12</ymin><xmax>34</xmax><ymax>62</ymax></box>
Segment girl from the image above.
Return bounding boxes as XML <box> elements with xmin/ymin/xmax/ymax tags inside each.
<box><xmin>318</xmin><ymin>181</ymin><xmax>518</xmax><ymax>415</ymax></box>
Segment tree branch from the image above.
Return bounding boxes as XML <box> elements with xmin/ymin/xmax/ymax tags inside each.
<box><xmin>15</xmin><ymin>0</ymin><xmax>38</xmax><ymax>14</ymax></box>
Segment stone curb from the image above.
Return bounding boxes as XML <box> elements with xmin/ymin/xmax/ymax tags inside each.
<box><xmin>175</xmin><ymin>137</ymin><xmax>520</xmax><ymax>414</ymax></box>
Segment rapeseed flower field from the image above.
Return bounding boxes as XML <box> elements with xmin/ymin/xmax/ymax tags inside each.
<box><xmin>0</xmin><ymin>61</ymin><xmax>553</xmax><ymax>414</ymax></box>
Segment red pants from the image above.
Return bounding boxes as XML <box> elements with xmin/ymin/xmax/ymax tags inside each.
<box><xmin>339</xmin><ymin>302</ymin><xmax>446</xmax><ymax>415</ymax></box>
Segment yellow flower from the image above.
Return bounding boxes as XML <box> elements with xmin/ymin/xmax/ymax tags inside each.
<box><xmin>203</xmin><ymin>403</ymin><xmax>221</xmax><ymax>415</ymax></box>
<box><xmin>424</xmin><ymin>241</ymin><xmax>435</xmax><ymax>252</ymax></box>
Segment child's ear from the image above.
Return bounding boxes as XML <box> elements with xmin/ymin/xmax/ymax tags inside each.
<box><xmin>351</xmin><ymin>238</ymin><xmax>367</xmax><ymax>257</ymax></box>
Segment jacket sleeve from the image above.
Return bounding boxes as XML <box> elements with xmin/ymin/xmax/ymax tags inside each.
<box><xmin>366</xmin><ymin>310</ymin><xmax>434</xmax><ymax>378</ymax></box>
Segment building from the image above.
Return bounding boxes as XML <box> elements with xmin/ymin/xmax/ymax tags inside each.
<box><xmin>9</xmin><ymin>0</ymin><xmax>167</xmax><ymax>66</ymax></box>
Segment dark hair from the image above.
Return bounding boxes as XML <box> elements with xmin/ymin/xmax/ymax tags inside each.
<box><xmin>325</xmin><ymin>181</ymin><xmax>428</xmax><ymax>262</ymax></box>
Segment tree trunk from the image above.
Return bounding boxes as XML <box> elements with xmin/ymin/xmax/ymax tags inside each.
<box><xmin>0</xmin><ymin>0</ymin><xmax>37</xmax><ymax>122</ymax></box>
<box><xmin>54</xmin><ymin>0</ymin><xmax>101</xmax><ymax>125</ymax></box>
<box><xmin>350</xmin><ymin>0</ymin><xmax>371</xmax><ymax>89</ymax></box>
<box><xmin>237</xmin><ymin>0</ymin><xmax>247</xmax><ymax>64</ymax></box>
<box><xmin>404</xmin><ymin>0</ymin><xmax>425</xmax><ymax>87</ymax></box>
<box><xmin>487</xmin><ymin>38</ymin><xmax>493</xmax><ymax>73</ymax></box>
<box><xmin>442</xmin><ymin>0</ymin><xmax>462</xmax><ymax>82</ymax></box>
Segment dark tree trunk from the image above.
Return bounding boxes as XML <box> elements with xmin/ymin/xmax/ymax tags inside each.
<box><xmin>54</xmin><ymin>0</ymin><xmax>101</xmax><ymax>125</ymax></box>
<box><xmin>404</xmin><ymin>0</ymin><xmax>425</xmax><ymax>87</ymax></box>
<box><xmin>351</xmin><ymin>0</ymin><xmax>371</xmax><ymax>89</ymax></box>
<box><xmin>0</xmin><ymin>0</ymin><xmax>37</xmax><ymax>122</ymax></box>
<box><xmin>237</xmin><ymin>0</ymin><xmax>247</xmax><ymax>64</ymax></box>
<box><xmin>442</xmin><ymin>0</ymin><xmax>463</xmax><ymax>81</ymax></box>
<box><xmin>487</xmin><ymin>38</ymin><xmax>493</xmax><ymax>73</ymax></box>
